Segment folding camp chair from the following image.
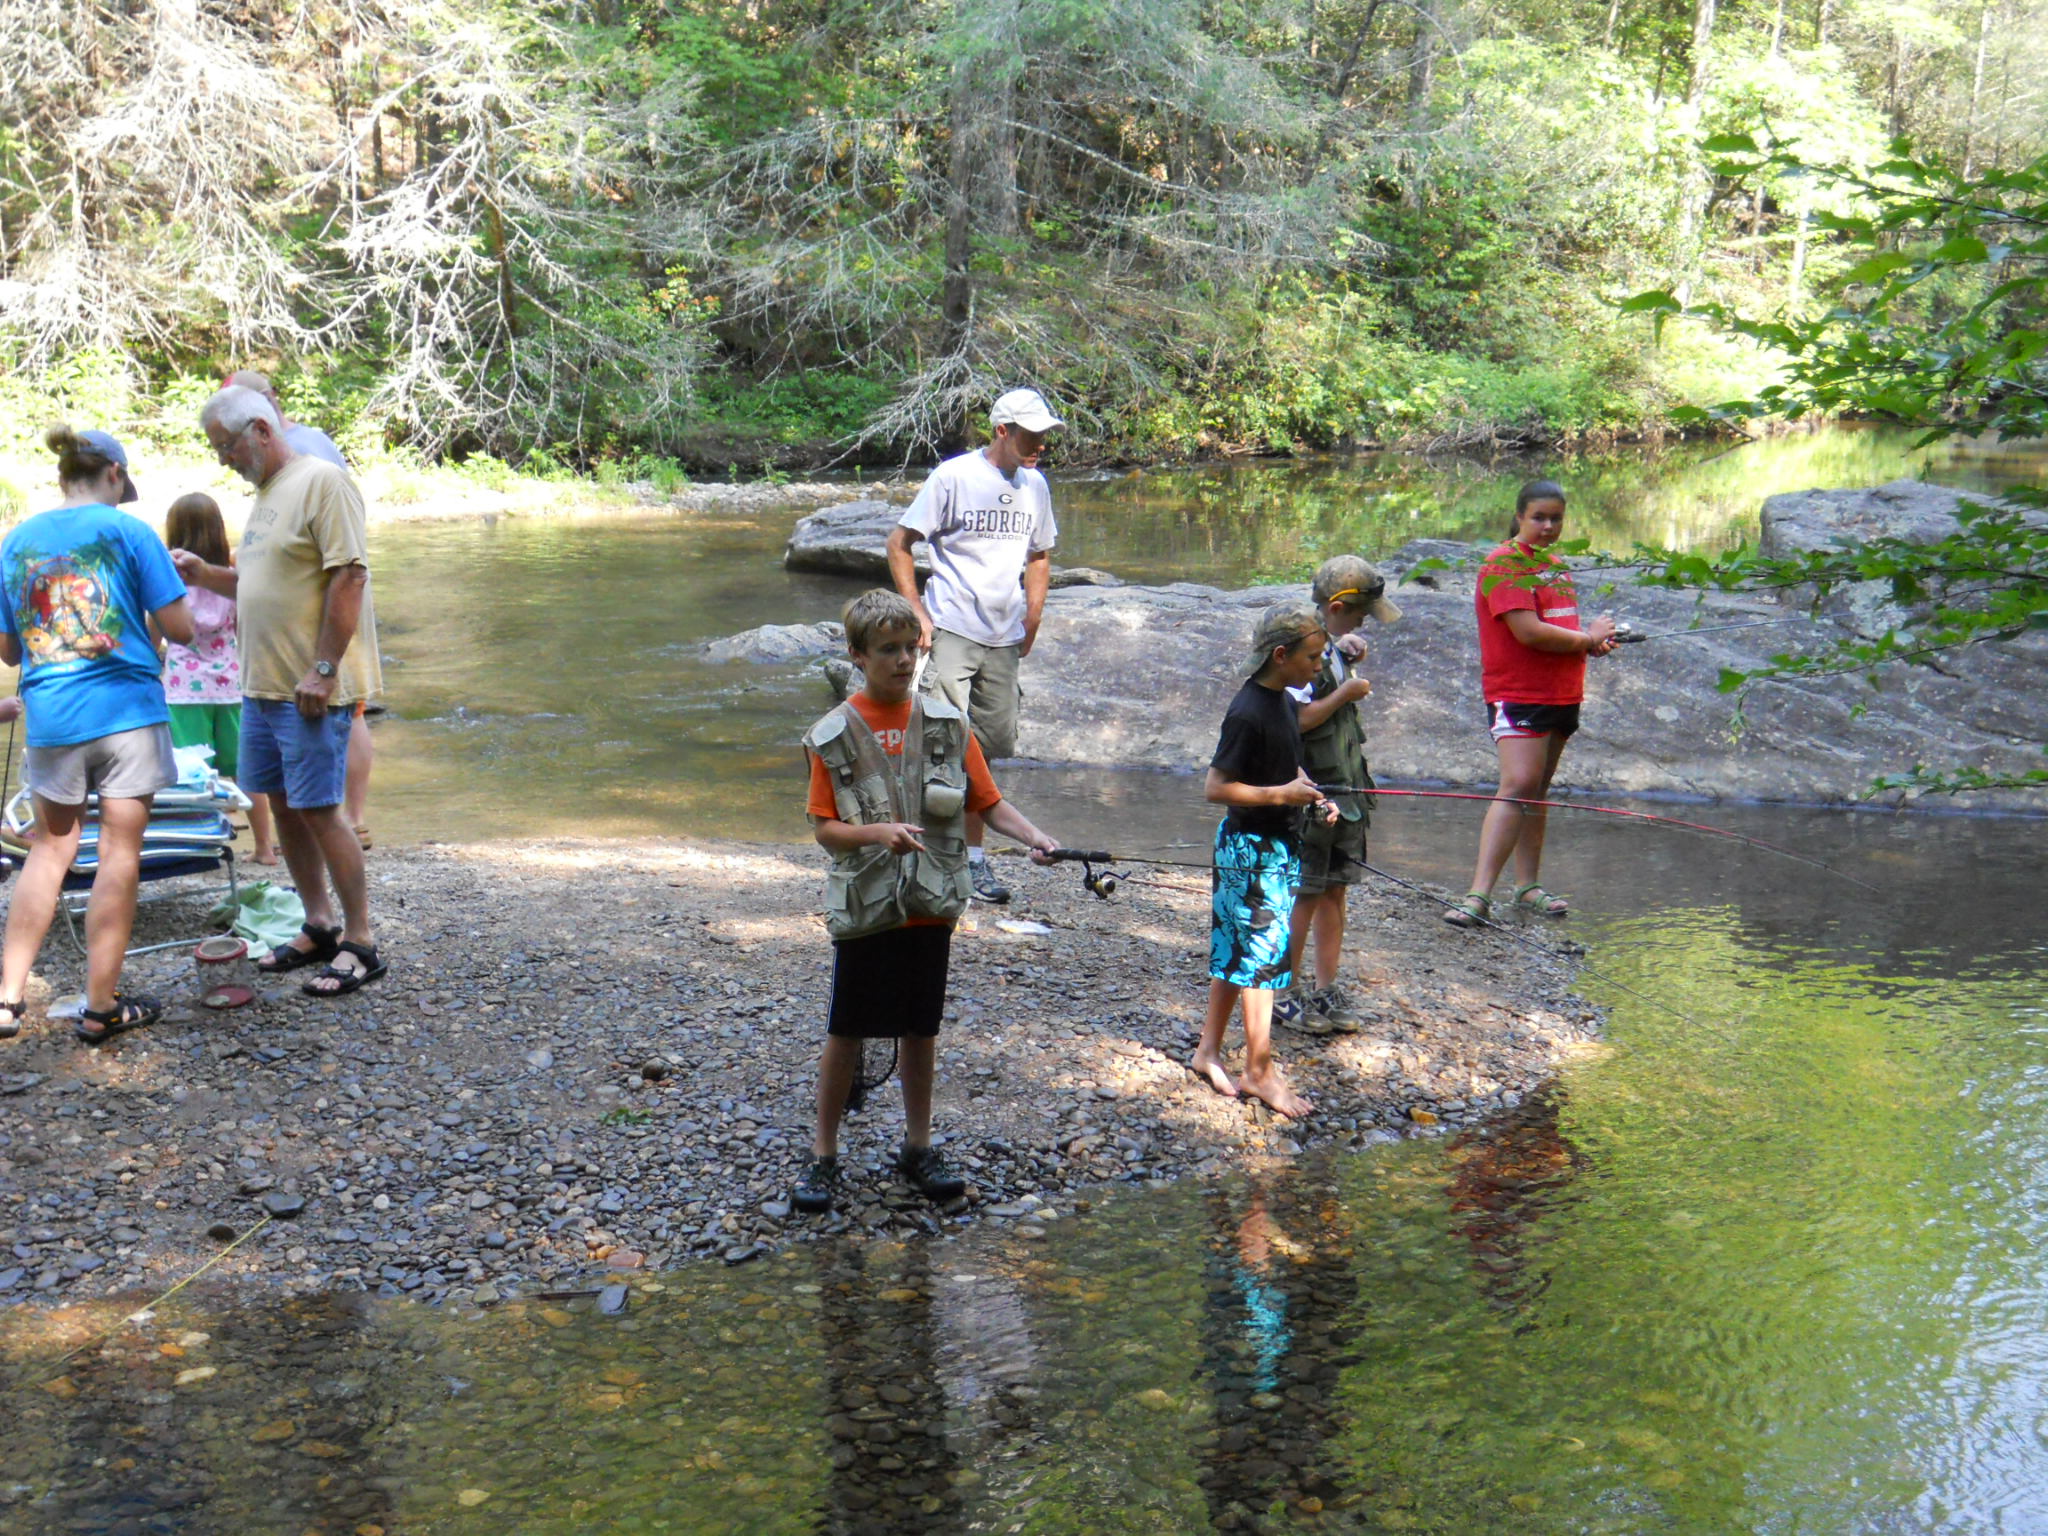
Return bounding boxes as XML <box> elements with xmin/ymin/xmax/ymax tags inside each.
<box><xmin>4</xmin><ymin>777</ymin><xmax>249</xmax><ymax>957</ymax></box>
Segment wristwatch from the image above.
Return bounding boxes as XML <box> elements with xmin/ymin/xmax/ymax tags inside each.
<box><xmin>312</xmin><ymin>660</ymin><xmax>337</xmax><ymax>679</ymax></box>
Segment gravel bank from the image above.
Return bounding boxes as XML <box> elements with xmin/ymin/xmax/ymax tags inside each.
<box><xmin>0</xmin><ymin>838</ymin><xmax>1601</xmax><ymax>1309</ymax></box>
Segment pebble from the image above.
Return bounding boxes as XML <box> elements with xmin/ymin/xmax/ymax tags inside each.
<box><xmin>0</xmin><ymin>841</ymin><xmax>1597</xmax><ymax>1311</ymax></box>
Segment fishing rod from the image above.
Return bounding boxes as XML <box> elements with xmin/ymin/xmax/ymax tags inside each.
<box><xmin>1313</xmin><ymin>785</ymin><xmax>1877</xmax><ymax>891</ymax></box>
<box><xmin>1610</xmin><ymin>617</ymin><xmax>1814</xmax><ymax>644</ymax></box>
<box><xmin>1041</xmin><ymin>848</ymin><xmax>1740</xmax><ymax>1042</ymax></box>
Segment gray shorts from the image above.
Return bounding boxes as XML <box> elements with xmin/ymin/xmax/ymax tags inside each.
<box><xmin>1297</xmin><ymin>809</ymin><xmax>1368</xmax><ymax>895</ymax></box>
<box><xmin>924</xmin><ymin>628</ymin><xmax>1022</xmax><ymax>760</ymax></box>
<box><xmin>26</xmin><ymin>723</ymin><xmax>178</xmax><ymax>806</ymax></box>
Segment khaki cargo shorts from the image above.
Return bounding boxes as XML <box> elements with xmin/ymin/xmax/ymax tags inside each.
<box><xmin>923</xmin><ymin>628</ymin><xmax>1022</xmax><ymax>760</ymax></box>
<box><xmin>1297</xmin><ymin>807</ymin><xmax>1368</xmax><ymax>895</ymax></box>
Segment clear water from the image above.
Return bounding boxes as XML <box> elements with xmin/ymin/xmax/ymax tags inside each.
<box><xmin>5</xmin><ymin>806</ymin><xmax>2044</xmax><ymax>1534</ymax></box>
<box><xmin>356</xmin><ymin>425</ymin><xmax>2042</xmax><ymax>845</ymax></box>
<box><xmin>4</xmin><ymin>428</ymin><xmax>2046</xmax><ymax>1534</ymax></box>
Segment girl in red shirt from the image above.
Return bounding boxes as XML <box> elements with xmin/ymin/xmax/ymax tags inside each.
<box><xmin>1443</xmin><ymin>480</ymin><xmax>1617</xmax><ymax>927</ymax></box>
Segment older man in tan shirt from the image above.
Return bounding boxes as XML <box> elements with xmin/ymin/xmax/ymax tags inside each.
<box><xmin>178</xmin><ymin>385</ymin><xmax>388</xmax><ymax>996</ymax></box>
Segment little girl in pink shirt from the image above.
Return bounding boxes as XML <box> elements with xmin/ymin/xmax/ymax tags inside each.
<box><xmin>163</xmin><ymin>493</ymin><xmax>277</xmax><ymax>863</ymax></box>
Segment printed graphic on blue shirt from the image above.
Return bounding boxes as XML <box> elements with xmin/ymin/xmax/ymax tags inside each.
<box><xmin>1</xmin><ymin>504</ymin><xmax>186</xmax><ymax>747</ymax></box>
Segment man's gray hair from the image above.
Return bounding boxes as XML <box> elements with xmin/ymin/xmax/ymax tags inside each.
<box><xmin>199</xmin><ymin>385</ymin><xmax>281</xmax><ymax>436</ymax></box>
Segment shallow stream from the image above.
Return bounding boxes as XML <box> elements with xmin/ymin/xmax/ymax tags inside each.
<box><xmin>4</xmin><ymin>428</ymin><xmax>2046</xmax><ymax>1534</ymax></box>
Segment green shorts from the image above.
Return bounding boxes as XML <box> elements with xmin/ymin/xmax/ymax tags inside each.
<box><xmin>923</xmin><ymin>628</ymin><xmax>1022</xmax><ymax>760</ymax></box>
<box><xmin>168</xmin><ymin>701</ymin><xmax>242</xmax><ymax>780</ymax></box>
<box><xmin>1297</xmin><ymin>808</ymin><xmax>1367</xmax><ymax>895</ymax></box>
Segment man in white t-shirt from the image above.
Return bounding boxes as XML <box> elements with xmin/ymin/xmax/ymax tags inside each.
<box><xmin>885</xmin><ymin>388</ymin><xmax>1062</xmax><ymax>904</ymax></box>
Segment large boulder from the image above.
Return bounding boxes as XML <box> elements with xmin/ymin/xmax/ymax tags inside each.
<box><xmin>783</xmin><ymin>500</ymin><xmax>915</xmax><ymax>580</ymax></box>
<box><xmin>1758</xmin><ymin>477</ymin><xmax>2013</xmax><ymax>557</ymax></box>
<box><xmin>1002</xmin><ymin>549</ymin><xmax>2047</xmax><ymax>807</ymax></box>
<box><xmin>783</xmin><ymin>499</ymin><xmax>1123</xmax><ymax>588</ymax></box>
<box><xmin>699</xmin><ymin>622</ymin><xmax>844</xmax><ymax>664</ymax></box>
<box><xmin>720</xmin><ymin>493</ymin><xmax>2048</xmax><ymax>809</ymax></box>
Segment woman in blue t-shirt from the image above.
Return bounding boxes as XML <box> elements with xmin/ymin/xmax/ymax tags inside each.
<box><xmin>0</xmin><ymin>426</ymin><xmax>193</xmax><ymax>1044</ymax></box>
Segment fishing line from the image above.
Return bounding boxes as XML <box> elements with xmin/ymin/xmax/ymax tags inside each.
<box><xmin>1038</xmin><ymin>847</ymin><xmax>1745</xmax><ymax>1044</ymax></box>
<box><xmin>1313</xmin><ymin>785</ymin><xmax>1877</xmax><ymax>891</ymax></box>
<box><xmin>10</xmin><ymin>1217</ymin><xmax>276</xmax><ymax>1393</ymax></box>
<box><xmin>1611</xmin><ymin>617</ymin><xmax>1817</xmax><ymax>643</ymax></box>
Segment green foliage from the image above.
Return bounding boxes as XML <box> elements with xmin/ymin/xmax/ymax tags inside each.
<box><xmin>1631</xmin><ymin>139</ymin><xmax>2048</xmax><ymax>441</ymax></box>
<box><xmin>1623</xmin><ymin>140</ymin><xmax>2048</xmax><ymax>794</ymax></box>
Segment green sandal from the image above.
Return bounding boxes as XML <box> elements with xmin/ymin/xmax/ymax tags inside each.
<box><xmin>1442</xmin><ymin>892</ymin><xmax>1491</xmax><ymax>928</ymax></box>
<box><xmin>1514</xmin><ymin>883</ymin><xmax>1570</xmax><ymax>916</ymax></box>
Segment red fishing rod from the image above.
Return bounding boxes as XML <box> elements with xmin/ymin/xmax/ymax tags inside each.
<box><xmin>1316</xmin><ymin>784</ymin><xmax>1877</xmax><ymax>891</ymax></box>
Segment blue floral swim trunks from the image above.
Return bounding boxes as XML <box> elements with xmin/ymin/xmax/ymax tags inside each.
<box><xmin>1208</xmin><ymin>819</ymin><xmax>1300</xmax><ymax>989</ymax></box>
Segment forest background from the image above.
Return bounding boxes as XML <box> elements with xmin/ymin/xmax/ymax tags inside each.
<box><xmin>1</xmin><ymin>0</ymin><xmax>2045</xmax><ymax>502</ymax></box>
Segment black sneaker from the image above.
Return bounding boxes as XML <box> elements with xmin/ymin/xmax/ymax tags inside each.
<box><xmin>896</xmin><ymin>1143</ymin><xmax>967</xmax><ymax>1202</ymax></box>
<box><xmin>969</xmin><ymin>859</ymin><xmax>1011</xmax><ymax>904</ymax></box>
<box><xmin>792</xmin><ymin>1156</ymin><xmax>840</xmax><ymax>1214</ymax></box>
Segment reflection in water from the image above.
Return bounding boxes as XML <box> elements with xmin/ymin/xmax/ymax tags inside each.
<box><xmin>274</xmin><ymin>425</ymin><xmax>2048</xmax><ymax>846</ymax></box>
<box><xmin>1195</xmin><ymin>1169</ymin><xmax>1360</xmax><ymax>1528</ymax></box>
<box><xmin>5</xmin><ymin>812</ymin><xmax>2047</xmax><ymax>1532</ymax></box>
<box><xmin>1445</xmin><ymin>1087</ymin><xmax>1590</xmax><ymax>1323</ymax></box>
<box><xmin>810</xmin><ymin>1241</ymin><xmax>963</xmax><ymax>1534</ymax></box>
<box><xmin>5</xmin><ymin>1293</ymin><xmax>399</xmax><ymax>1536</ymax></box>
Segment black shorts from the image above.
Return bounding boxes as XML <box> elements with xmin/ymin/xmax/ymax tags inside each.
<box><xmin>1485</xmin><ymin>701</ymin><xmax>1581</xmax><ymax>741</ymax></box>
<box><xmin>827</xmin><ymin>925</ymin><xmax>952</xmax><ymax>1039</ymax></box>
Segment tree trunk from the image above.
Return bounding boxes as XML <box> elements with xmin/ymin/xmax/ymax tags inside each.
<box><xmin>1671</xmin><ymin>0</ymin><xmax>1717</xmax><ymax>303</ymax></box>
<box><xmin>483</xmin><ymin>123</ymin><xmax>518</xmax><ymax>339</ymax></box>
<box><xmin>371</xmin><ymin>61</ymin><xmax>386</xmax><ymax>192</ymax></box>
<box><xmin>1407</xmin><ymin>0</ymin><xmax>1440</xmax><ymax>115</ymax></box>
<box><xmin>1688</xmin><ymin>0</ymin><xmax>1716</xmax><ymax>103</ymax></box>
<box><xmin>1604</xmin><ymin>0</ymin><xmax>1623</xmax><ymax>48</ymax></box>
<box><xmin>1768</xmin><ymin>0</ymin><xmax>1785</xmax><ymax>57</ymax></box>
<box><xmin>939</xmin><ymin>60</ymin><xmax>977</xmax><ymax>378</ymax></box>
<box><xmin>1961</xmin><ymin>0</ymin><xmax>1990</xmax><ymax>177</ymax></box>
<box><xmin>1815</xmin><ymin>0</ymin><xmax>1830</xmax><ymax>47</ymax></box>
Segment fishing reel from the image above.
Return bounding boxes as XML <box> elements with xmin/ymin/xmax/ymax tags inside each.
<box><xmin>1048</xmin><ymin>847</ymin><xmax>1123</xmax><ymax>900</ymax></box>
<box><xmin>1610</xmin><ymin>624</ymin><xmax>1648</xmax><ymax>644</ymax></box>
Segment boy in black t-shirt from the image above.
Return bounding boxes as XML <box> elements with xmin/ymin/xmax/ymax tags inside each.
<box><xmin>1192</xmin><ymin>603</ymin><xmax>1337</xmax><ymax>1120</ymax></box>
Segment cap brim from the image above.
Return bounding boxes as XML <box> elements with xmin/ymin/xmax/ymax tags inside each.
<box><xmin>998</xmin><ymin>412</ymin><xmax>1063</xmax><ymax>433</ymax></box>
<box><xmin>1367</xmin><ymin>594</ymin><xmax>1402</xmax><ymax>623</ymax></box>
<box><xmin>117</xmin><ymin>471</ymin><xmax>139</xmax><ymax>506</ymax></box>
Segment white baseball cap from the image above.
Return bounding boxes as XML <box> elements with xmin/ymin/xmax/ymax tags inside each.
<box><xmin>990</xmin><ymin>388</ymin><xmax>1064</xmax><ymax>433</ymax></box>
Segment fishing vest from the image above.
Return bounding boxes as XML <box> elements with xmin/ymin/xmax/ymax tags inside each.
<box><xmin>803</xmin><ymin>696</ymin><xmax>974</xmax><ymax>941</ymax></box>
<box><xmin>1300</xmin><ymin>648</ymin><xmax>1373</xmax><ymax>825</ymax></box>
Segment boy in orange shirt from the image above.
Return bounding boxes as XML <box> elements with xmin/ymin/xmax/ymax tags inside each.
<box><xmin>796</xmin><ymin>589</ymin><xmax>1059</xmax><ymax>1214</ymax></box>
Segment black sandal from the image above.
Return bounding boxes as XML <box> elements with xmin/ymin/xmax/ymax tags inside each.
<box><xmin>76</xmin><ymin>994</ymin><xmax>163</xmax><ymax>1044</ymax></box>
<box><xmin>257</xmin><ymin>922</ymin><xmax>342</xmax><ymax>975</ymax></box>
<box><xmin>0</xmin><ymin>999</ymin><xmax>24</xmax><ymax>1041</ymax></box>
<box><xmin>303</xmin><ymin>940</ymin><xmax>389</xmax><ymax>998</ymax></box>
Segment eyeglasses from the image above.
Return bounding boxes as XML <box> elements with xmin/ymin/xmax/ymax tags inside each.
<box><xmin>212</xmin><ymin>421</ymin><xmax>255</xmax><ymax>463</ymax></box>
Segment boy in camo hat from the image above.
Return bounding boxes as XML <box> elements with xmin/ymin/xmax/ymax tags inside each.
<box><xmin>1279</xmin><ymin>555</ymin><xmax>1401</xmax><ymax>1035</ymax></box>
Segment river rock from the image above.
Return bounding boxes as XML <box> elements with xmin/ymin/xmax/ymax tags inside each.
<box><xmin>699</xmin><ymin>622</ymin><xmax>844</xmax><ymax>664</ymax></box>
<box><xmin>1759</xmin><ymin>478</ymin><xmax>2035</xmax><ymax>636</ymax></box>
<box><xmin>995</xmin><ymin>524</ymin><xmax>2048</xmax><ymax>807</ymax></box>
<box><xmin>782</xmin><ymin>500</ymin><xmax>1124</xmax><ymax>588</ymax></box>
<box><xmin>784</xmin><ymin>500</ymin><xmax>920</xmax><ymax>579</ymax></box>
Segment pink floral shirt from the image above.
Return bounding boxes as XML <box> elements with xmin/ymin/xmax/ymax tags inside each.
<box><xmin>163</xmin><ymin>585</ymin><xmax>241</xmax><ymax>705</ymax></box>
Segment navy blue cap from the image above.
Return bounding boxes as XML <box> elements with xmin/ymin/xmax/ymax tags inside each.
<box><xmin>74</xmin><ymin>429</ymin><xmax>138</xmax><ymax>504</ymax></box>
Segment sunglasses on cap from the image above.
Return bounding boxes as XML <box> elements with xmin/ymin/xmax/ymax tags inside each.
<box><xmin>1327</xmin><ymin>583</ymin><xmax>1384</xmax><ymax>607</ymax></box>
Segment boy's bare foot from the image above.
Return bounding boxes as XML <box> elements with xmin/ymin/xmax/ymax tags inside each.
<box><xmin>1240</xmin><ymin>1069</ymin><xmax>1313</xmax><ymax>1119</ymax></box>
<box><xmin>1189</xmin><ymin>1049</ymin><xmax>1239</xmax><ymax>1098</ymax></box>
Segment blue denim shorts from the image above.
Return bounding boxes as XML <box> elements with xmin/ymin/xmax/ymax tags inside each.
<box><xmin>239</xmin><ymin>698</ymin><xmax>352</xmax><ymax>808</ymax></box>
<box><xmin>1208</xmin><ymin>819</ymin><xmax>1300</xmax><ymax>990</ymax></box>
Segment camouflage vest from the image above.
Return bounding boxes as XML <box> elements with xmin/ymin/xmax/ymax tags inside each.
<box><xmin>1299</xmin><ymin>647</ymin><xmax>1373</xmax><ymax>825</ymax></box>
<box><xmin>803</xmin><ymin>696</ymin><xmax>974</xmax><ymax>940</ymax></box>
